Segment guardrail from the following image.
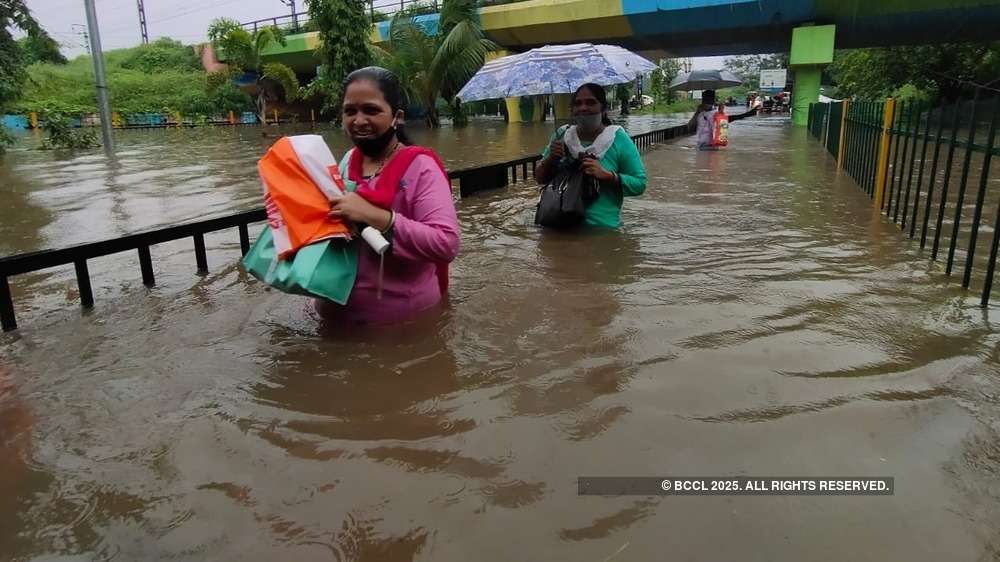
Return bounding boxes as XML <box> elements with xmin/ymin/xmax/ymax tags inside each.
<box><xmin>808</xmin><ymin>91</ymin><xmax>1000</xmax><ymax>307</ymax></box>
<box><xmin>240</xmin><ymin>0</ymin><xmax>535</xmax><ymax>32</ymax></box>
<box><xmin>242</xmin><ymin>0</ymin><xmax>438</xmax><ymax>33</ymax></box>
<box><xmin>0</xmin><ymin>109</ymin><xmax>756</xmax><ymax>331</ymax></box>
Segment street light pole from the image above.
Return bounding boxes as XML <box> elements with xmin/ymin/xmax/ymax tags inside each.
<box><xmin>83</xmin><ymin>0</ymin><xmax>114</xmax><ymax>151</ymax></box>
<box><xmin>136</xmin><ymin>0</ymin><xmax>149</xmax><ymax>44</ymax></box>
<box><xmin>280</xmin><ymin>0</ymin><xmax>299</xmax><ymax>30</ymax></box>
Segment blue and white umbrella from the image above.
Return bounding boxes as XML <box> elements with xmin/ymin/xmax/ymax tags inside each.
<box><xmin>456</xmin><ymin>43</ymin><xmax>656</xmax><ymax>102</ymax></box>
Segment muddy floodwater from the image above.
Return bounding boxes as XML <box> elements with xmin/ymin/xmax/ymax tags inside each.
<box><xmin>2</xmin><ymin>115</ymin><xmax>1000</xmax><ymax>561</ymax></box>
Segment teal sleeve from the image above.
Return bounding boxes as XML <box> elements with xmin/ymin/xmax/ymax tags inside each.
<box><xmin>541</xmin><ymin>130</ymin><xmax>557</xmax><ymax>158</ymax></box>
<box><xmin>614</xmin><ymin>129</ymin><xmax>647</xmax><ymax>197</ymax></box>
<box><xmin>540</xmin><ymin>126</ymin><xmax>569</xmax><ymax>158</ymax></box>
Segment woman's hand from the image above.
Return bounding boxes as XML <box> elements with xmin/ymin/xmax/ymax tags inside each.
<box><xmin>581</xmin><ymin>157</ymin><xmax>615</xmax><ymax>182</ymax></box>
<box><xmin>329</xmin><ymin>192</ymin><xmax>393</xmax><ymax>231</ymax></box>
<box><xmin>547</xmin><ymin>139</ymin><xmax>565</xmax><ymax>161</ymax></box>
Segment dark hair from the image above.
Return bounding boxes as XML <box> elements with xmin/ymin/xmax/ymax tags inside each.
<box><xmin>702</xmin><ymin>89</ymin><xmax>716</xmax><ymax>102</ymax></box>
<box><xmin>343</xmin><ymin>66</ymin><xmax>413</xmax><ymax>144</ymax></box>
<box><xmin>572</xmin><ymin>83</ymin><xmax>613</xmax><ymax>126</ymax></box>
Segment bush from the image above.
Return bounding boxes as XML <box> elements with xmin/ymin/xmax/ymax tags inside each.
<box><xmin>39</xmin><ymin>112</ymin><xmax>100</xmax><ymax>150</ymax></box>
<box><xmin>892</xmin><ymin>83</ymin><xmax>933</xmax><ymax>106</ymax></box>
<box><xmin>0</xmin><ymin>128</ymin><xmax>14</xmax><ymax>154</ymax></box>
<box><xmin>12</xmin><ymin>38</ymin><xmax>253</xmax><ymax>118</ymax></box>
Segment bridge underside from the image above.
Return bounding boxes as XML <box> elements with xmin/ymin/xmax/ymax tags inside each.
<box><xmin>258</xmin><ymin>0</ymin><xmax>1000</xmax><ymax>76</ymax></box>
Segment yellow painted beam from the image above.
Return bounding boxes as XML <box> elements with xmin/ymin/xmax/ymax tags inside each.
<box><xmin>873</xmin><ymin>98</ymin><xmax>895</xmax><ymax>209</ymax></box>
<box><xmin>837</xmin><ymin>99</ymin><xmax>849</xmax><ymax>168</ymax></box>
<box><xmin>480</xmin><ymin>0</ymin><xmax>630</xmax><ymax>45</ymax></box>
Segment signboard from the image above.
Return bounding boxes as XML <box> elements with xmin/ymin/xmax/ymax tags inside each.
<box><xmin>759</xmin><ymin>69</ymin><xmax>787</xmax><ymax>92</ymax></box>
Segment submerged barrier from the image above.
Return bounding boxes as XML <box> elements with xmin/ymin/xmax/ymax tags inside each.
<box><xmin>0</xmin><ymin>109</ymin><xmax>757</xmax><ymax>331</ymax></box>
<box><xmin>0</xmin><ymin>111</ymin><xmax>294</xmax><ymax>131</ymax></box>
<box><xmin>808</xmin><ymin>91</ymin><xmax>1000</xmax><ymax>307</ymax></box>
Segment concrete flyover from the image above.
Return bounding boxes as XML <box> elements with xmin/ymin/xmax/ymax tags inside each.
<box><xmin>252</xmin><ymin>0</ymin><xmax>1000</xmax><ymax>123</ymax></box>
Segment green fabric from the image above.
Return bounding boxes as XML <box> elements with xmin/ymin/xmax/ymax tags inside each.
<box><xmin>542</xmin><ymin>127</ymin><xmax>647</xmax><ymax>228</ymax></box>
<box><xmin>241</xmin><ymin>153</ymin><xmax>360</xmax><ymax>304</ymax></box>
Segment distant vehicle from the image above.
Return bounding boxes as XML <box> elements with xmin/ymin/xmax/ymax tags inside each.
<box><xmin>626</xmin><ymin>95</ymin><xmax>655</xmax><ymax>109</ymax></box>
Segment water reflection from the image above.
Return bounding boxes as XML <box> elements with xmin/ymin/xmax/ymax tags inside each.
<box><xmin>3</xmin><ymin>117</ymin><xmax>1000</xmax><ymax>560</ymax></box>
<box><xmin>254</xmin><ymin>313</ymin><xmax>467</xmax><ymax>444</ymax></box>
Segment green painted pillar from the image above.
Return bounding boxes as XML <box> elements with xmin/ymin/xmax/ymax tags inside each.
<box><xmin>792</xmin><ymin>67</ymin><xmax>822</xmax><ymax>126</ymax></box>
<box><xmin>533</xmin><ymin>96</ymin><xmax>545</xmax><ymax>122</ymax></box>
<box><xmin>789</xmin><ymin>24</ymin><xmax>835</xmax><ymax>126</ymax></box>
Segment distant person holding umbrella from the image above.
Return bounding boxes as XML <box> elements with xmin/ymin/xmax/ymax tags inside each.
<box><xmin>670</xmin><ymin>70</ymin><xmax>740</xmax><ymax>150</ymax></box>
<box><xmin>687</xmin><ymin>89</ymin><xmax>719</xmax><ymax>150</ymax></box>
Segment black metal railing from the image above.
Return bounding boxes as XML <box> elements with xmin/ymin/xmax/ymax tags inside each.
<box><xmin>0</xmin><ymin>110</ymin><xmax>757</xmax><ymax>332</ymax></box>
<box><xmin>242</xmin><ymin>0</ymin><xmax>437</xmax><ymax>33</ymax></box>
<box><xmin>241</xmin><ymin>0</ymin><xmax>533</xmax><ymax>33</ymax></box>
<box><xmin>808</xmin><ymin>91</ymin><xmax>1000</xmax><ymax>307</ymax></box>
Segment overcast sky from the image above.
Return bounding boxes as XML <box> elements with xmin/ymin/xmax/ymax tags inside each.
<box><xmin>25</xmin><ymin>0</ymin><xmax>727</xmax><ymax>69</ymax></box>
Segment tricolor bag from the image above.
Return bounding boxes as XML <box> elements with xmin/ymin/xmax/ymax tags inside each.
<box><xmin>242</xmin><ymin>139</ymin><xmax>359</xmax><ymax>304</ymax></box>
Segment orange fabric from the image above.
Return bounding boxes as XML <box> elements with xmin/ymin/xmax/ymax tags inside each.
<box><xmin>259</xmin><ymin>138</ymin><xmax>351</xmax><ymax>260</ymax></box>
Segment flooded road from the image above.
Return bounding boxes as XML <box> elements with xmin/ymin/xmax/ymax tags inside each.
<box><xmin>3</xmin><ymin>116</ymin><xmax>1000</xmax><ymax>561</ymax></box>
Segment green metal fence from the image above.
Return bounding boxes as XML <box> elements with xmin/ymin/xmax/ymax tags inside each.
<box><xmin>808</xmin><ymin>91</ymin><xmax>1000</xmax><ymax>307</ymax></box>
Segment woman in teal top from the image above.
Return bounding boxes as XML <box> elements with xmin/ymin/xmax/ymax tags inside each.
<box><xmin>533</xmin><ymin>83</ymin><xmax>647</xmax><ymax>229</ymax></box>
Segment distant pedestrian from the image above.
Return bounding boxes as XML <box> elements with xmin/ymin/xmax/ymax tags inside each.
<box><xmin>687</xmin><ymin>89</ymin><xmax>718</xmax><ymax>150</ymax></box>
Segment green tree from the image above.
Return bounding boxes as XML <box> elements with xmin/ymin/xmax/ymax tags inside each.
<box><xmin>207</xmin><ymin>18</ymin><xmax>299</xmax><ymax>122</ymax></box>
<box><xmin>723</xmin><ymin>53</ymin><xmax>789</xmax><ymax>90</ymax></box>
<box><xmin>615</xmin><ymin>82</ymin><xmax>634</xmax><ymax>114</ymax></box>
<box><xmin>17</xmin><ymin>30</ymin><xmax>66</xmax><ymax>65</ymax></box>
<box><xmin>374</xmin><ymin>0</ymin><xmax>498</xmax><ymax>127</ymax></box>
<box><xmin>304</xmin><ymin>0</ymin><xmax>373</xmax><ymax>113</ymax></box>
<box><xmin>830</xmin><ymin>42</ymin><xmax>1000</xmax><ymax>103</ymax></box>
<box><xmin>656</xmin><ymin>58</ymin><xmax>683</xmax><ymax>103</ymax></box>
<box><xmin>2</xmin><ymin>0</ymin><xmax>47</xmax><ymax>150</ymax></box>
<box><xmin>119</xmin><ymin>37</ymin><xmax>198</xmax><ymax>73</ymax></box>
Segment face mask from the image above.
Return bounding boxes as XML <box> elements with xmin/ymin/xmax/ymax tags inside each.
<box><xmin>352</xmin><ymin>120</ymin><xmax>397</xmax><ymax>157</ymax></box>
<box><xmin>574</xmin><ymin>113</ymin><xmax>603</xmax><ymax>133</ymax></box>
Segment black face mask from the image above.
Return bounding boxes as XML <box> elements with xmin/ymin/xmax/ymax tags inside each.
<box><xmin>352</xmin><ymin>123</ymin><xmax>397</xmax><ymax>157</ymax></box>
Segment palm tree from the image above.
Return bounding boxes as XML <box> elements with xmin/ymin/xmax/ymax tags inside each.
<box><xmin>374</xmin><ymin>0</ymin><xmax>498</xmax><ymax>127</ymax></box>
<box><xmin>207</xmin><ymin>18</ymin><xmax>299</xmax><ymax>123</ymax></box>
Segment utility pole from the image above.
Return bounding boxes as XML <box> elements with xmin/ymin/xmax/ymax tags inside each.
<box><xmin>136</xmin><ymin>0</ymin><xmax>149</xmax><ymax>44</ymax></box>
<box><xmin>280</xmin><ymin>0</ymin><xmax>298</xmax><ymax>30</ymax></box>
<box><xmin>72</xmin><ymin>24</ymin><xmax>90</xmax><ymax>54</ymax></box>
<box><xmin>83</xmin><ymin>0</ymin><xmax>115</xmax><ymax>151</ymax></box>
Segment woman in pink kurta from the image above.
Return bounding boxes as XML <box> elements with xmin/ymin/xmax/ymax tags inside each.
<box><xmin>315</xmin><ymin>67</ymin><xmax>460</xmax><ymax>326</ymax></box>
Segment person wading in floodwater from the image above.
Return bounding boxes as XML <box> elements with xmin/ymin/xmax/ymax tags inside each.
<box><xmin>533</xmin><ymin>83</ymin><xmax>647</xmax><ymax>229</ymax></box>
<box><xmin>688</xmin><ymin>88</ymin><xmax>719</xmax><ymax>150</ymax></box>
<box><xmin>313</xmin><ymin>67</ymin><xmax>460</xmax><ymax>327</ymax></box>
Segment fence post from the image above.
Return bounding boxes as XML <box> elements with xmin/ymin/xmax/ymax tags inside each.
<box><xmin>0</xmin><ymin>276</ymin><xmax>15</xmax><ymax>332</ymax></box>
<box><xmin>837</xmin><ymin>99</ymin><xmax>850</xmax><ymax>168</ymax></box>
<box><xmin>874</xmin><ymin>98</ymin><xmax>895</xmax><ymax>209</ymax></box>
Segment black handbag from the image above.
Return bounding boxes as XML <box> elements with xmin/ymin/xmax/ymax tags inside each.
<box><xmin>534</xmin><ymin>158</ymin><xmax>600</xmax><ymax>229</ymax></box>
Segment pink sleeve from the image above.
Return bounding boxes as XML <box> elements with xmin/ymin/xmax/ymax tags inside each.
<box><xmin>390</xmin><ymin>155</ymin><xmax>460</xmax><ymax>263</ymax></box>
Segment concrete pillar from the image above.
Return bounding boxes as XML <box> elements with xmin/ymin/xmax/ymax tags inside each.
<box><xmin>532</xmin><ymin>96</ymin><xmax>545</xmax><ymax>122</ymax></box>
<box><xmin>554</xmin><ymin>93</ymin><xmax>572</xmax><ymax>120</ymax></box>
<box><xmin>505</xmin><ymin>97</ymin><xmax>524</xmax><ymax>123</ymax></box>
<box><xmin>486</xmin><ymin>50</ymin><xmax>525</xmax><ymax>123</ymax></box>
<box><xmin>789</xmin><ymin>24</ymin><xmax>835</xmax><ymax>126</ymax></box>
<box><xmin>792</xmin><ymin>67</ymin><xmax>822</xmax><ymax>126</ymax></box>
